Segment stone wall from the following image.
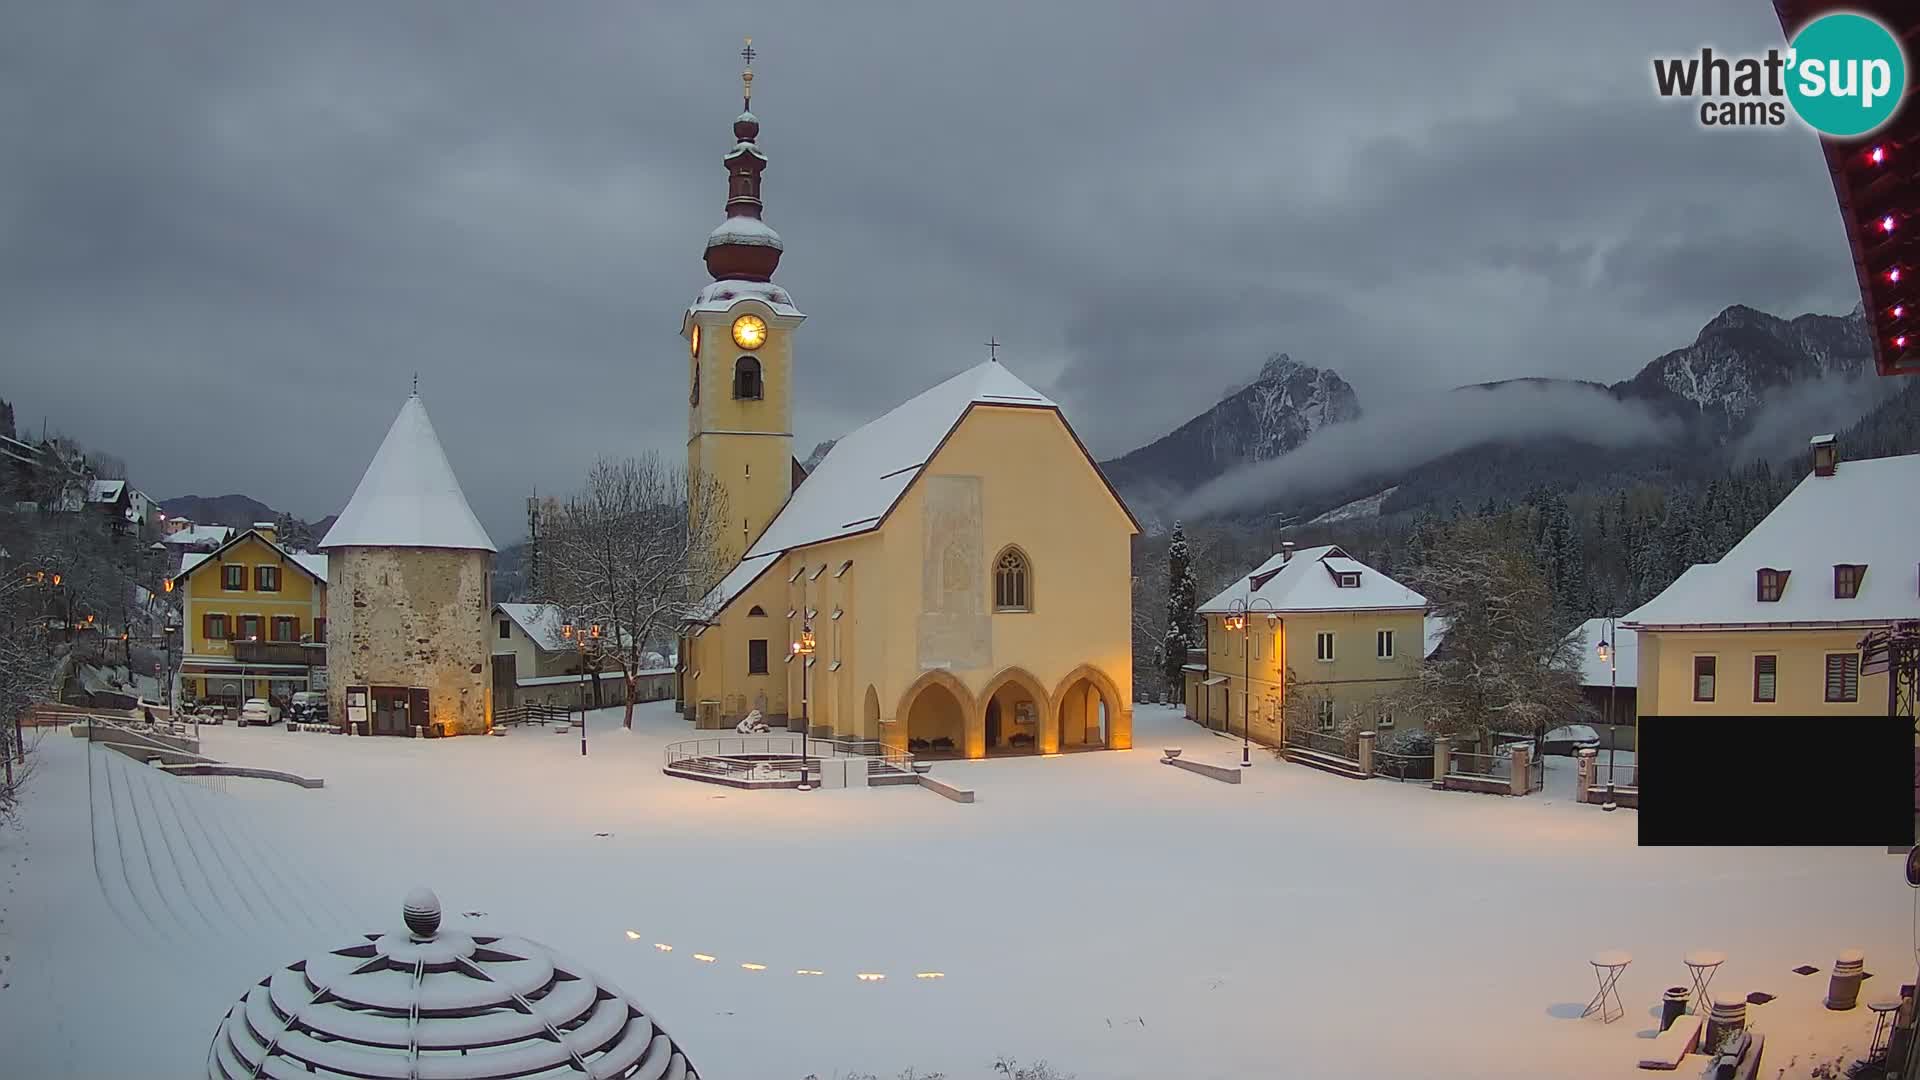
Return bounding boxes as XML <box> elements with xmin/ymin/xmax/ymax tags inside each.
<box><xmin>326</xmin><ymin>546</ymin><xmax>492</xmax><ymax>736</ymax></box>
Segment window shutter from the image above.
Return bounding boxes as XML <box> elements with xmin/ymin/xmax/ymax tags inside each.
<box><xmin>1753</xmin><ymin>655</ymin><xmax>1776</xmax><ymax>702</ymax></box>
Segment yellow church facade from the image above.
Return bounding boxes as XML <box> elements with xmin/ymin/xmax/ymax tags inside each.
<box><xmin>675</xmin><ymin>60</ymin><xmax>1137</xmax><ymax>758</ymax></box>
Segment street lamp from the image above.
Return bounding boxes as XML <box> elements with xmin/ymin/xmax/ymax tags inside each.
<box><xmin>561</xmin><ymin>619</ymin><xmax>601</xmax><ymax>757</ymax></box>
<box><xmin>1596</xmin><ymin>617</ymin><xmax>1618</xmax><ymax>812</ymax></box>
<box><xmin>1223</xmin><ymin>597</ymin><xmax>1278</xmax><ymax>767</ymax></box>
<box><xmin>162</xmin><ymin>617</ymin><xmax>182</xmax><ymax>731</ymax></box>
<box><xmin>792</xmin><ymin>625</ymin><xmax>816</xmax><ymax>790</ymax></box>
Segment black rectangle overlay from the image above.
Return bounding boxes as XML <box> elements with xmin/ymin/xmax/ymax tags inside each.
<box><xmin>1638</xmin><ymin>715</ymin><xmax>1913</xmax><ymax>846</ymax></box>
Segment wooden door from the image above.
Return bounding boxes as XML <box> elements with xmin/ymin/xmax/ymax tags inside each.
<box><xmin>408</xmin><ymin>688</ymin><xmax>431</xmax><ymax>735</ymax></box>
<box><xmin>493</xmin><ymin>655</ymin><xmax>517</xmax><ymax>709</ymax></box>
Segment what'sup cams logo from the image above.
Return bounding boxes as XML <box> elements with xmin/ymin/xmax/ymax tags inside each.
<box><xmin>1652</xmin><ymin>11</ymin><xmax>1906</xmax><ymax>136</ymax></box>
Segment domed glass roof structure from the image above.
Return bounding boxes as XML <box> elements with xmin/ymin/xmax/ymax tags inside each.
<box><xmin>207</xmin><ymin>889</ymin><xmax>700</xmax><ymax>1079</ymax></box>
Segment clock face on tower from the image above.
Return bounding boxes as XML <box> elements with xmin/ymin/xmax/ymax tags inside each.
<box><xmin>690</xmin><ymin>323</ymin><xmax>701</xmax><ymax>357</ymax></box>
<box><xmin>731</xmin><ymin>314</ymin><xmax>767</xmax><ymax>350</ymax></box>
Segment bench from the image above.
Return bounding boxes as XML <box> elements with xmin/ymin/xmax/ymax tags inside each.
<box><xmin>1637</xmin><ymin>1013</ymin><xmax>1702</xmax><ymax>1070</ymax></box>
<box><xmin>918</xmin><ymin>774</ymin><xmax>975</xmax><ymax>804</ymax></box>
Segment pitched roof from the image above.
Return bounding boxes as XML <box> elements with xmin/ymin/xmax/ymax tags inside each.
<box><xmin>174</xmin><ymin>529</ymin><xmax>328</xmax><ymax>585</ymax></box>
<box><xmin>1200</xmin><ymin>545</ymin><xmax>1427</xmax><ymax>614</ymax></box>
<box><xmin>319</xmin><ymin>395</ymin><xmax>496</xmax><ymax>552</ymax></box>
<box><xmin>1624</xmin><ymin>452</ymin><xmax>1920</xmax><ymax>628</ymax></box>
<box><xmin>1423</xmin><ymin>615</ymin><xmax>1450</xmax><ymax>659</ymax></box>
<box><xmin>87</xmin><ymin>479</ymin><xmax>126</xmax><ymax>503</ymax></box>
<box><xmin>162</xmin><ymin>524</ymin><xmax>233</xmax><ymax>548</ymax></box>
<box><xmin>1564</xmin><ymin>618</ymin><xmax>1637</xmax><ymax>688</ymax></box>
<box><xmin>494</xmin><ymin>603</ymin><xmax>570</xmax><ymax>651</ymax></box>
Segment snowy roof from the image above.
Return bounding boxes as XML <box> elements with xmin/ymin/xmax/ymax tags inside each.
<box><xmin>1624</xmin><ymin>452</ymin><xmax>1920</xmax><ymax>628</ymax></box>
<box><xmin>161</xmin><ymin>524</ymin><xmax>232</xmax><ymax>547</ymax></box>
<box><xmin>1564</xmin><ymin>618</ymin><xmax>1638</xmax><ymax>688</ymax></box>
<box><xmin>689</xmin><ymin>278</ymin><xmax>804</xmax><ymax>318</ymax></box>
<box><xmin>697</xmin><ymin>552</ymin><xmax>780</xmax><ymax>619</ymax></box>
<box><xmin>87</xmin><ymin>479</ymin><xmax>125</xmax><ymax>502</ymax></box>
<box><xmin>494</xmin><ymin>603</ymin><xmax>569</xmax><ymax>651</ymax></box>
<box><xmin>207</xmin><ymin>889</ymin><xmax>703</xmax><ymax>1080</ymax></box>
<box><xmin>1423</xmin><ymin>615</ymin><xmax>1450</xmax><ymax>659</ymax></box>
<box><xmin>745</xmin><ymin>361</ymin><xmax>1056</xmax><ymax>559</ymax></box>
<box><xmin>176</xmin><ymin>533</ymin><xmax>328</xmax><ymax>585</ymax></box>
<box><xmin>319</xmin><ymin>395</ymin><xmax>496</xmax><ymax>552</ymax></box>
<box><xmin>706</xmin><ymin>215</ymin><xmax>783</xmax><ymax>250</ymax></box>
<box><xmin>1200</xmin><ymin>546</ymin><xmax>1426</xmax><ymax>614</ymax></box>
<box><xmin>517</xmin><ymin>668</ymin><xmax>671</xmax><ymax>687</ymax></box>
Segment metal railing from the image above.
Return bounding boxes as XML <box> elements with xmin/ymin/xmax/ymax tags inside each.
<box><xmin>662</xmin><ymin>735</ymin><xmax>915</xmax><ymax>776</ymax></box>
<box><xmin>1371</xmin><ymin>748</ymin><xmax>1433</xmax><ymax>782</ymax></box>
<box><xmin>1287</xmin><ymin>728</ymin><xmax>1357</xmax><ymax>761</ymax></box>
<box><xmin>1447</xmin><ymin>750</ymin><xmax>1505</xmax><ymax>779</ymax></box>
<box><xmin>1596</xmin><ymin>760</ymin><xmax>1638</xmax><ymax>789</ymax></box>
<box><xmin>1528</xmin><ymin>753</ymin><xmax>1545</xmax><ymax>793</ymax></box>
<box><xmin>496</xmin><ymin>703</ymin><xmax>570</xmax><ymax>727</ymax></box>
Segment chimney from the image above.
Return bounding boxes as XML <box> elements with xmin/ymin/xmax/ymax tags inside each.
<box><xmin>1810</xmin><ymin>433</ymin><xmax>1837</xmax><ymax>477</ymax></box>
<box><xmin>1282</xmin><ymin>541</ymin><xmax>1295</xmax><ymax>563</ymax></box>
<box><xmin>253</xmin><ymin>520</ymin><xmax>278</xmax><ymax>544</ymax></box>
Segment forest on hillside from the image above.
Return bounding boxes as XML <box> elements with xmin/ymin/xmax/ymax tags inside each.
<box><xmin>1130</xmin><ymin>376</ymin><xmax>1920</xmax><ymax>694</ymax></box>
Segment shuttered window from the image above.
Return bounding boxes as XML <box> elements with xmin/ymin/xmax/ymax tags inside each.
<box><xmin>1693</xmin><ymin>656</ymin><xmax>1716</xmax><ymax>702</ymax></box>
<box><xmin>1825</xmin><ymin>653</ymin><xmax>1860</xmax><ymax>703</ymax></box>
<box><xmin>1753</xmin><ymin>655</ymin><xmax>1777</xmax><ymax>703</ymax></box>
<box><xmin>1316</xmin><ymin>632</ymin><xmax>1335</xmax><ymax>662</ymax></box>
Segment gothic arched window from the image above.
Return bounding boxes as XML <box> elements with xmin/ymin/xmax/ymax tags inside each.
<box><xmin>733</xmin><ymin>356</ymin><xmax>763</xmax><ymax>400</ymax></box>
<box><xmin>993</xmin><ymin>546</ymin><xmax>1031</xmax><ymax>612</ymax></box>
<box><xmin>690</xmin><ymin>361</ymin><xmax>700</xmax><ymax>406</ymax></box>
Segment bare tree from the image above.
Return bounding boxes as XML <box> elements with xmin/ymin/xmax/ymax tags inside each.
<box><xmin>538</xmin><ymin>455</ymin><xmax>732</xmax><ymax>728</ymax></box>
<box><xmin>1400</xmin><ymin>516</ymin><xmax>1585</xmax><ymax>749</ymax></box>
<box><xmin>0</xmin><ymin>566</ymin><xmax>54</xmax><ymax>815</ymax></box>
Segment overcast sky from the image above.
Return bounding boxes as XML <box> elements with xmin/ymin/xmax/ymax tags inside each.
<box><xmin>0</xmin><ymin>1</ymin><xmax>1862</xmax><ymax>543</ymax></box>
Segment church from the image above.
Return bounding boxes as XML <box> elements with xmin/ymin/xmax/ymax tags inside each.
<box><xmin>676</xmin><ymin>49</ymin><xmax>1138</xmax><ymax>758</ymax></box>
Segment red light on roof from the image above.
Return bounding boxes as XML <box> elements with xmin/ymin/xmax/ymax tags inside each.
<box><xmin>1882</xmin><ymin>215</ymin><xmax>1897</xmax><ymax>234</ymax></box>
<box><xmin>1870</xmin><ymin>146</ymin><xmax>1886</xmax><ymax>164</ymax></box>
<box><xmin>1898</xmin><ymin>335</ymin><xmax>1910</xmax><ymax>348</ymax></box>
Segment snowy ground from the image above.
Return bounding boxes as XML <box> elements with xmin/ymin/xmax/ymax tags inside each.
<box><xmin>0</xmin><ymin>704</ymin><xmax>1906</xmax><ymax>1079</ymax></box>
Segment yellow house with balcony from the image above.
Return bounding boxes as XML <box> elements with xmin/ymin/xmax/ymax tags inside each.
<box><xmin>171</xmin><ymin>523</ymin><xmax>328</xmax><ymax>707</ymax></box>
<box><xmin>1189</xmin><ymin>544</ymin><xmax>1428</xmax><ymax>749</ymax></box>
<box><xmin>1623</xmin><ymin>439</ymin><xmax>1917</xmax><ymax>719</ymax></box>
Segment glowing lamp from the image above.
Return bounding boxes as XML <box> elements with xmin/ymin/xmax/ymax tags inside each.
<box><xmin>740</xmin><ymin>963</ymin><xmax>766</xmax><ymax>971</ymax></box>
<box><xmin>163</xmin><ymin>577</ymin><xmax>174</xmax><ymax>593</ymax></box>
<box><xmin>1596</xmin><ymin>639</ymin><xmax>1610</xmax><ymax>662</ymax></box>
<box><xmin>561</xmin><ymin>622</ymin><xmax>574</xmax><ymax>641</ymax></box>
<box><xmin>624</xmin><ymin>930</ymin><xmax>640</xmax><ymax>940</ymax></box>
<box><xmin>693</xmin><ymin>953</ymin><xmax>716</xmax><ymax>963</ymax></box>
<box><xmin>1891</xmin><ymin>268</ymin><xmax>1903</xmax><ymax>284</ymax></box>
<box><xmin>51</xmin><ymin>573</ymin><xmax>61</xmax><ymax>586</ymax></box>
<box><xmin>1897</xmin><ymin>305</ymin><xmax>1907</xmax><ymax>319</ymax></box>
<box><xmin>1882</xmin><ymin>215</ymin><xmax>1897</xmax><ymax>234</ymax></box>
<box><xmin>654</xmin><ymin>943</ymin><xmax>673</xmax><ymax>952</ymax></box>
<box><xmin>1897</xmin><ymin>335</ymin><xmax>1910</xmax><ymax>349</ymax></box>
<box><xmin>1870</xmin><ymin>145</ymin><xmax>1886</xmax><ymax>165</ymax></box>
<box><xmin>590</xmin><ymin>623</ymin><xmax>601</xmax><ymax>640</ymax></box>
<box><xmin>794</xmin><ymin>626</ymin><xmax>816</xmax><ymax>656</ymax></box>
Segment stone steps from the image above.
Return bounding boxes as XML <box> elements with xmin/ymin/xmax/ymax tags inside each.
<box><xmin>1281</xmin><ymin>747</ymin><xmax>1370</xmax><ymax>780</ymax></box>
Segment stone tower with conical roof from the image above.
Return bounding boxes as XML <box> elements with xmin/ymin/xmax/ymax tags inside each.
<box><xmin>320</xmin><ymin>392</ymin><xmax>497</xmax><ymax>736</ymax></box>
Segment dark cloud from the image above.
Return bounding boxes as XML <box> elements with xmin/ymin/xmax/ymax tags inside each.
<box><xmin>0</xmin><ymin>1</ymin><xmax>1864</xmax><ymax>540</ymax></box>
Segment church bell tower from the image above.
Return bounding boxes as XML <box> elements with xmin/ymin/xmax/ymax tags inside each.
<box><xmin>684</xmin><ymin>38</ymin><xmax>804</xmax><ymax>560</ymax></box>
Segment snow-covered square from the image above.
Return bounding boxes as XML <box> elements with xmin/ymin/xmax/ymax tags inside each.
<box><xmin>0</xmin><ymin>704</ymin><xmax>1905</xmax><ymax>1078</ymax></box>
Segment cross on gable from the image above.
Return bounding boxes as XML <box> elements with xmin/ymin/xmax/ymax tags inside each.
<box><xmin>985</xmin><ymin>337</ymin><xmax>1001</xmax><ymax>362</ymax></box>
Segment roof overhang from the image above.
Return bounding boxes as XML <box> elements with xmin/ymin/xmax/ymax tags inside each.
<box><xmin>1624</xmin><ymin>619</ymin><xmax>1902</xmax><ymax>632</ymax></box>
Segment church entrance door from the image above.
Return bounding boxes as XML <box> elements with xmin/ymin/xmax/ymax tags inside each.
<box><xmin>985</xmin><ymin>700</ymin><xmax>1001</xmax><ymax>750</ymax></box>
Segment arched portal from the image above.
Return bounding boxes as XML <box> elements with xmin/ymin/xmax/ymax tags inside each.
<box><xmin>979</xmin><ymin>667</ymin><xmax>1050</xmax><ymax>756</ymax></box>
<box><xmin>899</xmin><ymin>670</ymin><xmax>976</xmax><ymax>759</ymax></box>
<box><xmin>863</xmin><ymin>684</ymin><xmax>882</xmax><ymax>741</ymax></box>
<box><xmin>1051</xmin><ymin>664</ymin><xmax>1125</xmax><ymax>752</ymax></box>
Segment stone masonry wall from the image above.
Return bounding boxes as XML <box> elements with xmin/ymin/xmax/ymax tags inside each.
<box><xmin>325</xmin><ymin>547</ymin><xmax>492</xmax><ymax>736</ymax></box>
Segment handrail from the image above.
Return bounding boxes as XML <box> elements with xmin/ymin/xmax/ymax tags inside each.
<box><xmin>663</xmin><ymin>734</ymin><xmax>915</xmax><ymax>774</ymax></box>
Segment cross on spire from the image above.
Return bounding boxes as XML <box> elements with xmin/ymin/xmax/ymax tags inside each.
<box><xmin>411</xmin><ymin>372</ymin><xmax>419</xmax><ymax>397</ymax></box>
<box><xmin>740</xmin><ymin>36</ymin><xmax>756</xmax><ymax>106</ymax></box>
<box><xmin>985</xmin><ymin>337</ymin><xmax>1002</xmax><ymax>362</ymax></box>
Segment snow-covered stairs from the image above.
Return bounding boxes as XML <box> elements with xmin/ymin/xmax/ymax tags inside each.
<box><xmin>1281</xmin><ymin>746</ymin><xmax>1371</xmax><ymax>780</ymax></box>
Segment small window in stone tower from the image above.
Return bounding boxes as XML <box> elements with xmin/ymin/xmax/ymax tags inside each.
<box><xmin>690</xmin><ymin>361</ymin><xmax>700</xmax><ymax>405</ymax></box>
<box><xmin>733</xmin><ymin>356</ymin><xmax>763</xmax><ymax>400</ymax></box>
<box><xmin>993</xmin><ymin>547</ymin><xmax>1030</xmax><ymax>612</ymax></box>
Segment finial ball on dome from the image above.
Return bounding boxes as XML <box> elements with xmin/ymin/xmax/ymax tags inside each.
<box><xmin>403</xmin><ymin>887</ymin><xmax>442</xmax><ymax>939</ymax></box>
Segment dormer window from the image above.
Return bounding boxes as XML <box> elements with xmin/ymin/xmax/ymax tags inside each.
<box><xmin>1833</xmin><ymin>564</ymin><xmax>1866</xmax><ymax>599</ymax></box>
<box><xmin>1756</xmin><ymin>568</ymin><xmax>1789</xmax><ymax>602</ymax></box>
<box><xmin>1336</xmin><ymin>573</ymin><xmax>1360</xmax><ymax>588</ymax></box>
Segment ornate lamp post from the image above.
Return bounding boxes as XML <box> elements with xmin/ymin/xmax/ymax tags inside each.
<box><xmin>1596</xmin><ymin>617</ymin><xmax>1618</xmax><ymax>813</ymax></box>
<box><xmin>792</xmin><ymin>625</ymin><xmax>816</xmax><ymax>790</ymax></box>
<box><xmin>1223</xmin><ymin>597</ymin><xmax>1278</xmax><ymax>767</ymax></box>
<box><xmin>561</xmin><ymin>618</ymin><xmax>601</xmax><ymax>758</ymax></box>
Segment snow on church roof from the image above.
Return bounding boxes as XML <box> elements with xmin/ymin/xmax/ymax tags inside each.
<box><xmin>696</xmin><ymin>361</ymin><xmax>1115</xmax><ymax>619</ymax></box>
<box><xmin>706</xmin><ymin>216</ymin><xmax>783</xmax><ymax>250</ymax></box>
<box><xmin>1624</xmin><ymin>451</ymin><xmax>1920</xmax><ymax>628</ymax></box>
<box><xmin>746</xmin><ymin>361</ymin><xmax>1055</xmax><ymax>559</ymax></box>
<box><xmin>319</xmin><ymin>395</ymin><xmax>496</xmax><ymax>552</ymax></box>
<box><xmin>1199</xmin><ymin>546</ymin><xmax>1426</xmax><ymax>614</ymax></box>
<box><xmin>689</xmin><ymin>278</ymin><xmax>803</xmax><ymax>317</ymax></box>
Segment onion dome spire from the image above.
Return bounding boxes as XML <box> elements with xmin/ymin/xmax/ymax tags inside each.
<box><xmin>705</xmin><ymin>36</ymin><xmax>783</xmax><ymax>283</ymax></box>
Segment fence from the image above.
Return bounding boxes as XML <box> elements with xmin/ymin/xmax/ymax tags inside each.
<box><xmin>1286</xmin><ymin>727</ymin><xmax>1356</xmax><ymax>760</ymax></box>
<box><xmin>662</xmin><ymin>735</ymin><xmax>915</xmax><ymax>779</ymax></box>
<box><xmin>1595</xmin><ymin>759</ymin><xmax>1638</xmax><ymax>789</ymax></box>
<box><xmin>495</xmin><ymin>703</ymin><xmax>570</xmax><ymax>727</ymax></box>
<box><xmin>1371</xmin><ymin>747</ymin><xmax>1433</xmax><ymax>782</ymax></box>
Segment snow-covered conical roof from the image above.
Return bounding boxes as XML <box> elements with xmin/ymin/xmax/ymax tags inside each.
<box><xmin>206</xmin><ymin>889</ymin><xmax>701</xmax><ymax>1079</ymax></box>
<box><xmin>319</xmin><ymin>394</ymin><xmax>496</xmax><ymax>552</ymax></box>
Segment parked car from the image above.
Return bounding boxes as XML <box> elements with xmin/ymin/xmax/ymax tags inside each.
<box><xmin>287</xmin><ymin>691</ymin><xmax>328</xmax><ymax>726</ymax></box>
<box><xmin>238</xmin><ymin>698</ymin><xmax>279</xmax><ymax>727</ymax></box>
<box><xmin>1541</xmin><ymin>724</ymin><xmax>1602</xmax><ymax>757</ymax></box>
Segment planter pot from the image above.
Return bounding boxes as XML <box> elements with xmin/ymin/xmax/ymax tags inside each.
<box><xmin>1163</xmin><ymin>748</ymin><xmax>1183</xmax><ymax>760</ymax></box>
<box><xmin>911</xmin><ymin>762</ymin><xmax>933</xmax><ymax>774</ymax></box>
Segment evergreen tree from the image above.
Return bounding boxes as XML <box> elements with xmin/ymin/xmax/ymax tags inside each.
<box><xmin>1160</xmin><ymin>521</ymin><xmax>1200</xmax><ymax>695</ymax></box>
